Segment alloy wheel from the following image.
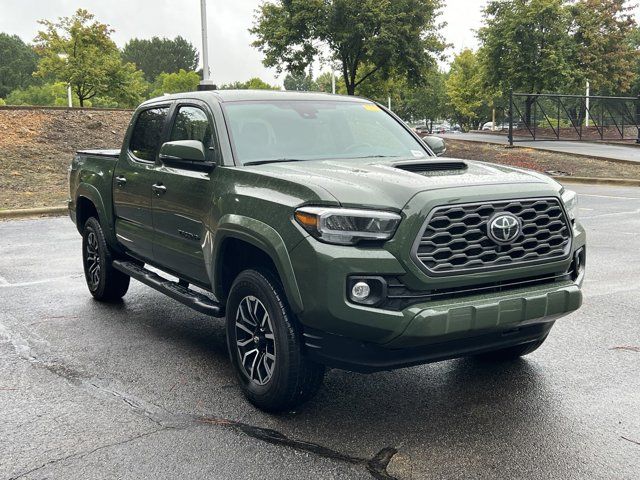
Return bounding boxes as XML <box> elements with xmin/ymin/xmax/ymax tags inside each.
<box><xmin>235</xmin><ymin>295</ymin><xmax>276</xmax><ymax>386</ymax></box>
<box><xmin>85</xmin><ymin>231</ymin><xmax>101</xmax><ymax>290</ymax></box>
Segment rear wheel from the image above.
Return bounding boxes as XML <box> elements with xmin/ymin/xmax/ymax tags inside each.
<box><xmin>82</xmin><ymin>217</ymin><xmax>130</xmax><ymax>301</ymax></box>
<box><xmin>475</xmin><ymin>336</ymin><xmax>548</xmax><ymax>361</ymax></box>
<box><xmin>226</xmin><ymin>269</ymin><xmax>325</xmax><ymax>412</ymax></box>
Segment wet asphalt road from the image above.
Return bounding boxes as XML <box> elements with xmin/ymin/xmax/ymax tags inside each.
<box><xmin>1</xmin><ymin>184</ymin><xmax>639</xmax><ymax>480</ymax></box>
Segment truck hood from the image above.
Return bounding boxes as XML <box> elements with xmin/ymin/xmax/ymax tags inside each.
<box><xmin>246</xmin><ymin>157</ymin><xmax>556</xmax><ymax>210</ymax></box>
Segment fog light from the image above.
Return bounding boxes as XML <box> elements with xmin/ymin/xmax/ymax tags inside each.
<box><xmin>351</xmin><ymin>282</ymin><xmax>371</xmax><ymax>301</ymax></box>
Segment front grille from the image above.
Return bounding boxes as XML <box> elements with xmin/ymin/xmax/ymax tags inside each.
<box><xmin>413</xmin><ymin>198</ymin><xmax>572</xmax><ymax>275</ymax></box>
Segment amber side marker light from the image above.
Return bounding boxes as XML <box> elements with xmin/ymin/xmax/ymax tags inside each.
<box><xmin>295</xmin><ymin>210</ymin><xmax>318</xmax><ymax>229</ymax></box>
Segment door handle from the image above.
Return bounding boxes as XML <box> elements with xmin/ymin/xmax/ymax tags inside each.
<box><xmin>115</xmin><ymin>176</ymin><xmax>127</xmax><ymax>187</ymax></box>
<box><xmin>152</xmin><ymin>183</ymin><xmax>167</xmax><ymax>196</ymax></box>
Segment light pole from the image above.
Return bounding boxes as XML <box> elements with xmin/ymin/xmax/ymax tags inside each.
<box><xmin>585</xmin><ymin>80</ymin><xmax>590</xmax><ymax>127</ymax></box>
<box><xmin>58</xmin><ymin>53</ymin><xmax>73</xmax><ymax>108</ymax></box>
<box><xmin>198</xmin><ymin>0</ymin><xmax>216</xmax><ymax>90</ymax></box>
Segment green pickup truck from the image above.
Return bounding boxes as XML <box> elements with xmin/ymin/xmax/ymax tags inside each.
<box><xmin>68</xmin><ymin>90</ymin><xmax>585</xmax><ymax>412</ymax></box>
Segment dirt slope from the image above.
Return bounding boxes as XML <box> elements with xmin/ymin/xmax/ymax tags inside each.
<box><xmin>0</xmin><ymin>107</ymin><xmax>132</xmax><ymax>209</ymax></box>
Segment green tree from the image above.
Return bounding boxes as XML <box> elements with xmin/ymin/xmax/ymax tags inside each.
<box><xmin>251</xmin><ymin>0</ymin><xmax>445</xmax><ymax>96</ymax></box>
<box><xmin>150</xmin><ymin>69</ymin><xmax>200</xmax><ymax>97</ymax></box>
<box><xmin>314</xmin><ymin>71</ymin><xmax>347</xmax><ymax>94</ymax></box>
<box><xmin>630</xmin><ymin>27</ymin><xmax>640</xmax><ymax>95</ymax></box>
<box><xmin>220</xmin><ymin>77</ymin><xmax>280</xmax><ymax>90</ymax></box>
<box><xmin>446</xmin><ymin>50</ymin><xmax>489</xmax><ymax>130</ymax></box>
<box><xmin>283</xmin><ymin>72</ymin><xmax>316</xmax><ymax>91</ymax></box>
<box><xmin>478</xmin><ymin>0</ymin><xmax>574</xmax><ymax>123</ymax></box>
<box><xmin>33</xmin><ymin>9</ymin><xmax>147</xmax><ymax>106</ymax></box>
<box><xmin>0</xmin><ymin>33</ymin><xmax>39</xmax><ymax>98</ymax></box>
<box><xmin>570</xmin><ymin>0</ymin><xmax>638</xmax><ymax>95</ymax></box>
<box><xmin>122</xmin><ymin>36</ymin><xmax>199</xmax><ymax>82</ymax></box>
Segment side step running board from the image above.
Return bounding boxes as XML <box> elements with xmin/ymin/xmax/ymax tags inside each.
<box><xmin>112</xmin><ymin>260</ymin><xmax>223</xmax><ymax>317</ymax></box>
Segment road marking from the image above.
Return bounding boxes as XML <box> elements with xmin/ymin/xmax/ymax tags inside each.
<box><xmin>581</xmin><ymin>208</ymin><xmax>640</xmax><ymax>219</ymax></box>
<box><xmin>0</xmin><ymin>275</ymin><xmax>8</xmax><ymax>286</ymax></box>
<box><xmin>579</xmin><ymin>194</ymin><xmax>640</xmax><ymax>200</ymax></box>
<box><xmin>0</xmin><ymin>275</ymin><xmax>81</xmax><ymax>288</ymax></box>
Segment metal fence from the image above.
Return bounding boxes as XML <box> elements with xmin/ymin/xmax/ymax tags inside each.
<box><xmin>508</xmin><ymin>92</ymin><xmax>640</xmax><ymax>145</ymax></box>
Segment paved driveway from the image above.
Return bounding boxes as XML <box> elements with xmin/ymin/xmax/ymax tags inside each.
<box><xmin>442</xmin><ymin>133</ymin><xmax>640</xmax><ymax>163</ymax></box>
<box><xmin>1</xmin><ymin>184</ymin><xmax>639</xmax><ymax>479</ymax></box>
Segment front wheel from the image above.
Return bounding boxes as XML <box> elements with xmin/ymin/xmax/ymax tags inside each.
<box><xmin>82</xmin><ymin>217</ymin><xmax>130</xmax><ymax>301</ymax></box>
<box><xmin>226</xmin><ymin>269</ymin><xmax>325</xmax><ymax>412</ymax></box>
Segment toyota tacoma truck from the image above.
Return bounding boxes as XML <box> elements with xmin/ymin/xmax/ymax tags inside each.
<box><xmin>68</xmin><ymin>90</ymin><xmax>585</xmax><ymax>412</ymax></box>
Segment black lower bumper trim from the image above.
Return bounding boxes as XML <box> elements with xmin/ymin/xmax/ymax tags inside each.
<box><xmin>303</xmin><ymin>322</ymin><xmax>556</xmax><ymax>373</ymax></box>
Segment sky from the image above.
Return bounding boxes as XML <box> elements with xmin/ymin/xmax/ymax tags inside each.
<box><xmin>0</xmin><ymin>0</ymin><xmax>636</xmax><ymax>86</ymax></box>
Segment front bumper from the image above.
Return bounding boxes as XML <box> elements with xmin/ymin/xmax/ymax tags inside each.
<box><xmin>289</xmin><ymin>219</ymin><xmax>584</xmax><ymax>372</ymax></box>
<box><xmin>300</xmin><ymin>279</ymin><xmax>581</xmax><ymax>372</ymax></box>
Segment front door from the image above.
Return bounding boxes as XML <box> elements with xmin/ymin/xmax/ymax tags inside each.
<box><xmin>151</xmin><ymin>102</ymin><xmax>218</xmax><ymax>287</ymax></box>
<box><xmin>113</xmin><ymin>105</ymin><xmax>170</xmax><ymax>262</ymax></box>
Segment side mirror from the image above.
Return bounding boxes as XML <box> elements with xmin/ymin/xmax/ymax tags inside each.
<box><xmin>159</xmin><ymin>140</ymin><xmax>206</xmax><ymax>162</ymax></box>
<box><xmin>423</xmin><ymin>136</ymin><xmax>446</xmax><ymax>157</ymax></box>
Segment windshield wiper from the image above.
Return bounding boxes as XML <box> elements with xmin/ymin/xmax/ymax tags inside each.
<box><xmin>243</xmin><ymin>158</ymin><xmax>306</xmax><ymax>166</ymax></box>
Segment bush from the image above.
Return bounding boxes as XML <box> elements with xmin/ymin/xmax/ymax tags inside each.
<box><xmin>0</xmin><ymin>98</ymin><xmax>6</xmax><ymax>106</ymax></box>
<box><xmin>5</xmin><ymin>82</ymin><xmax>81</xmax><ymax>106</ymax></box>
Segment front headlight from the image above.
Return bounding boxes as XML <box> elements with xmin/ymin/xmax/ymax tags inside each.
<box><xmin>295</xmin><ymin>207</ymin><xmax>401</xmax><ymax>245</ymax></box>
<box><xmin>560</xmin><ymin>188</ymin><xmax>578</xmax><ymax>221</ymax></box>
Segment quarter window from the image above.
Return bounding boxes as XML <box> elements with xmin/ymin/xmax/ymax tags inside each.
<box><xmin>170</xmin><ymin>106</ymin><xmax>214</xmax><ymax>151</ymax></box>
<box><xmin>129</xmin><ymin>107</ymin><xmax>169</xmax><ymax>161</ymax></box>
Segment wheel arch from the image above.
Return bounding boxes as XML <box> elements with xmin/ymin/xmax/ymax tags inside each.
<box><xmin>74</xmin><ymin>183</ymin><xmax>119</xmax><ymax>249</ymax></box>
<box><xmin>210</xmin><ymin>216</ymin><xmax>304</xmax><ymax>314</ymax></box>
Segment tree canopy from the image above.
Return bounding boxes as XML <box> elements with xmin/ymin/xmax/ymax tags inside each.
<box><xmin>478</xmin><ymin>0</ymin><xmax>639</xmax><ymax>96</ymax></box>
<box><xmin>0</xmin><ymin>33</ymin><xmax>38</xmax><ymax>98</ymax></box>
<box><xmin>33</xmin><ymin>9</ymin><xmax>147</xmax><ymax>107</ymax></box>
<box><xmin>220</xmin><ymin>77</ymin><xmax>280</xmax><ymax>90</ymax></box>
<box><xmin>122</xmin><ymin>36</ymin><xmax>199</xmax><ymax>82</ymax></box>
<box><xmin>150</xmin><ymin>69</ymin><xmax>200</xmax><ymax>97</ymax></box>
<box><xmin>251</xmin><ymin>0</ymin><xmax>445</xmax><ymax>95</ymax></box>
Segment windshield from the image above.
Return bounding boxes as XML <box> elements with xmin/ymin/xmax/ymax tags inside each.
<box><xmin>223</xmin><ymin>100</ymin><xmax>429</xmax><ymax>165</ymax></box>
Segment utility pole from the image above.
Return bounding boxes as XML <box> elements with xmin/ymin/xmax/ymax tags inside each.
<box><xmin>198</xmin><ymin>0</ymin><xmax>216</xmax><ymax>90</ymax></box>
<box><xmin>388</xmin><ymin>96</ymin><xmax>391</xmax><ymax>111</ymax></box>
<box><xmin>331</xmin><ymin>70</ymin><xmax>335</xmax><ymax>94</ymax></box>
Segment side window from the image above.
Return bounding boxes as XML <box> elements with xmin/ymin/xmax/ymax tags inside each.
<box><xmin>170</xmin><ymin>106</ymin><xmax>214</xmax><ymax>151</ymax></box>
<box><xmin>129</xmin><ymin>107</ymin><xmax>169</xmax><ymax>162</ymax></box>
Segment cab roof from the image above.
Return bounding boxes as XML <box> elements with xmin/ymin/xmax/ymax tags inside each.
<box><xmin>141</xmin><ymin>89</ymin><xmax>372</xmax><ymax>106</ymax></box>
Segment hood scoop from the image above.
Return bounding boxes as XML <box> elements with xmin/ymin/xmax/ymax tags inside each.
<box><xmin>394</xmin><ymin>161</ymin><xmax>468</xmax><ymax>176</ymax></box>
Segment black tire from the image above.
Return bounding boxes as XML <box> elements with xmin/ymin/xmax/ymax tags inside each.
<box><xmin>82</xmin><ymin>217</ymin><xmax>130</xmax><ymax>302</ymax></box>
<box><xmin>226</xmin><ymin>269</ymin><xmax>325</xmax><ymax>412</ymax></box>
<box><xmin>475</xmin><ymin>336</ymin><xmax>548</xmax><ymax>361</ymax></box>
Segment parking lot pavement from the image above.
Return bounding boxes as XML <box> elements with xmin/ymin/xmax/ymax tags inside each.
<box><xmin>1</xmin><ymin>184</ymin><xmax>639</xmax><ymax>480</ymax></box>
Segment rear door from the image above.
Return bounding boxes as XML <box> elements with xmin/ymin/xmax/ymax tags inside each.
<box><xmin>113</xmin><ymin>105</ymin><xmax>170</xmax><ymax>261</ymax></box>
<box><xmin>151</xmin><ymin>101</ymin><xmax>218</xmax><ymax>286</ymax></box>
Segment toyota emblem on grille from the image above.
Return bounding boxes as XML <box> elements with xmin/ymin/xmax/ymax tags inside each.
<box><xmin>487</xmin><ymin>213</ymin><xmax>521</xmax><ymax>244</ymax></box>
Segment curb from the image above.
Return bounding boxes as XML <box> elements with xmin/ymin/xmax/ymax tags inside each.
<box><xmin>551</xmin><ymin>176</ymin><xmax>640</xmax><ymax>187</ymax></box>
<box><xmin>0</xmin><ymin>206</ymin><xmax>67</xmax><ymax>220</ymax></box>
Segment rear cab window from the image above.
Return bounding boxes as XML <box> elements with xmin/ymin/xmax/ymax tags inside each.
<box><xmin>129</xmin><ymin>106</ymin><xmax>169</xmax><ymax>162</ymax></box>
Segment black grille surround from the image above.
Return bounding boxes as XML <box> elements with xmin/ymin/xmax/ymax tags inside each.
<box><xmin>412</xmin><ymin>198</ymin><xmax>573</xmax><ymax>276</ymax></box>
